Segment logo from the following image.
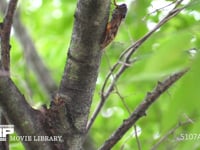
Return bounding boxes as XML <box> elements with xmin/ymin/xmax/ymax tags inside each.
<box><xmin>0</xmin><ymin>125</ymin><xmax>63</xmax><ymax>142</ymax></box>
<box><xmin>0</xmin><ymin>125</ymin><xmax>14</xmax><ymax>141</ymax></box>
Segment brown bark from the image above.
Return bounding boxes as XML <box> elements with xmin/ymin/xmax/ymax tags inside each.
<box><xmin>47</xmin><ymin>0</ymin><xmax>110</xmax><ymax>149</ymax></box>
<box><xmin>0</xmin><ymin>77</ymin><xmax>52</xmax><ymax>150</ymax></box>
<box><xmin>0</xmin><ymin>0</ymin><xmax>190</xmax><ymax>149</ymax></box>
<box><xmin>0</xmin><ymin>0</ymin><xmax>110</xmax><ymax>149</ymax></box>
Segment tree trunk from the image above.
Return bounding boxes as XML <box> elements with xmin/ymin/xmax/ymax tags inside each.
<box><xmin>48</xmin><ymin>0</ymin><xmax>110</xmax><ymax>149</ymax></box>
<box><xmin>0</xmin><ymin>0</ymin><xmax>110</xmax><ymax>149</ymax></box>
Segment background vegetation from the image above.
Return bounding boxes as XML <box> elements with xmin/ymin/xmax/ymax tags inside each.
<box><xmin>1</xmin><ymin>0</ymin><xmax>200</xmax><ymax>149</ymax></box>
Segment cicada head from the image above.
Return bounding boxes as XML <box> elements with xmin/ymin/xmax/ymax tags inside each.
<box><xmin>112</xmin><ymin>4</ymin><xmax>127</xmax><ymax>19</ymax></box>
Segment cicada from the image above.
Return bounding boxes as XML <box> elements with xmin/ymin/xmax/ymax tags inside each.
<box><xmin>101</xmin><ymin>0</ymin><xmax>127</xmax><ymax>49</ymax></box>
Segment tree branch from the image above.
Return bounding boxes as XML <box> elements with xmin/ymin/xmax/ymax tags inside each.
<box><xmin>0</xmin><ymin>1</ymin><xmax>54</xmax><ymax>149</ymax></box>
<box><xmin>0</xmin><ymin>77</ymin><xmax>52</xmax><ymax>150</ymax></box>
<box><xmin>151</xmin><ymin>118</ymin><xmax>192</xmax><ymax>150</ymax></box>
<box><xmin>0</xmin><ymin>0</ymin><xmax>57</xmax><ymax>96</ymax></box>
<box><xmin>98</xmin><ymin>69</ymin><xmax>188</xmax><ymax>150</ymax></box>
<box><xmin>0</xmin><ymin>1</ymin><xmax>19</xmax><ymax>150</ymax></box>
<box><xmin>115</xmin><ymin>86</ymin><xmax>142</xmax><ymax>150</ymax></box>
<box><xmin>46</xmin><ymin>0</ymin><xmax>111</xmax><ymax>149</ymax></box>
<box><xmin>87</xmin><ymin>0</ymin><xmax>188</xmax><ymax>130</ymax></box>
<box><xmin>0</xmin><ymin>114</ymin><xmax>9</xmax><ymax>150</ymax></box>
<box><xmin>0</xmin><ymin>0</ymin><xmax>18</xmax><ymax>72</ymax></box>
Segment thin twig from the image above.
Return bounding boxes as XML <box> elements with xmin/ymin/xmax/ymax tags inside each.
<box><xmin>87</xmin><ymin>1</ymin><xmax>187</xmax><ymax>131</ymax></box>
<box><xmin>0</xmin><ymin>0</ymin><xmax>18</xmax><ymax>72</ymax></box>
<box><xmin>174</xmin><ymin>0</ymin><xmax>184</xmax><ymax>9</ymax></box>
<box><xmin>147</xmin><ymin>0</ymin><xmax>177</xmax><ymax>16</ymax></box>
<box><xmin>0</xmin><ymin>0</ymin><xmax>57</xmax><ymax>96</ymax></box>
<box><xmin>98</xmin><ymin>69</ymin><xmax>188</xmax><ymax>150</ymax></box>
<box><xmin>115</xmin><ymin>89</ymin><xmax>142</xmax><ymax>150</ymax></box>
<box><xmin>151</xmin><ymin>118</ymin><xmax>193</xmax><ymax>150</ymax></box>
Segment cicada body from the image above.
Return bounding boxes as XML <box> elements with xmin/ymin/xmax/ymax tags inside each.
<box><xmin>101</xmin><ymin>3</ymin><xmax>127</xmax><ymax>49</ymax></box>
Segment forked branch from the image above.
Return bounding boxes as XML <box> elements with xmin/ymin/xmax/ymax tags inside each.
<box><xmin>87</xmin><ymin>0</ymin><xmax>188</xmax><ymax>131</ymax></box>
<box><xmin>98</xmin><ymin>69</ymin><xmax>188</xmax><ymax>150</ymax></box>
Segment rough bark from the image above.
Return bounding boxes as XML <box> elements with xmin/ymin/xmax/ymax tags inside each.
<box><xmin>0</xmin><ymin>114</ymin><xmax>9</xmax><ymax>150</ymax></box>
<box><xmin>46</xmin><ymin>0</ymin><xmax>111</xmax><ymax>149</ymax></box>
<box><xmin>0</xmin><ymin>77</ymin><xmax>52</xmax><ymax>150</ymax></box>
<box><xmin>0</xmin><ymin>0</ymin><xmax>190</xmax><ymax>149</ymax></box>
<box><xmin>0</xmin><ymin>0</ymin><xmax>110</xmax><ymax>149</ymax></box>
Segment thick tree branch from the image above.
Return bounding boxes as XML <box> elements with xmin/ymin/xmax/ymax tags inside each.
<box><xmin>0</xmin><ymin>114</ymin><xmax>9</xmax><ymax>150</ymax></box>
<box><xmin>87</xmin><ymin>0</ymin><xmax>188</xmax><ymax>130</ymax></box>
<box><xmin>0</xmin><ymin>1</ymin><xmax>54</xmax><ymax>149</ymax></box>
<box><xmin>1</xmin><ymin>0</ymin><xmax>109</xmax><ymax>149</ymax></box>
<box><xmin>0</xmin><ymin>77</ymin><xmax>52</xmax><ymax>150</ymax></box>
<box><xmin>98</xmin><ymin>69</ymin><xmax>188</xmax><ymax>150</ymax></box>
<box><xmin>0</xmin><ymin>1</ymin><xmax>18</xmax><ymax>150</ymax></box>
<box><xmin>44</xmin><ymin>0</ymin><xmax>111</xmax><ymax>149</ymax></box>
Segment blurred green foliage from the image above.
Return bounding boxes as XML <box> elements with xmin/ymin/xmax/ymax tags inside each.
<box><xmin>1</xmin><ymin>0</ymin><xmax>200</xmax><ymax>149</ymax></box>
